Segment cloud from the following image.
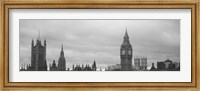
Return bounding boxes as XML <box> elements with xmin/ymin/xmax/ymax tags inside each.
<box><xmin>20</xmin><ymin>19</ymin><xmax>180</xmax><ymax>68</ymax></box>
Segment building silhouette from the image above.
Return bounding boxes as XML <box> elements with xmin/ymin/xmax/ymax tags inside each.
<box><xmin>92</xmin><ymin>60</ymin><xmax>97</xmax><ymax>71</ymax></box>
<box><xmin>134</xmin><ymin>57</ymin><xmax>140</xmax><ymax>70</ymax></box>
<box><xmin>73</xmin><ymin>64</ymin><xmax>92</xmax><ymax>71</ymax></box>
<box><xmin>30</xmin><ymin>35</ymin><xmax>47</xmax><ymax>71</ymax></box>
<box><xmin>134</xmin><ymin>57</ymin><xmax>147</xmax><ymax>71</ymax></box>
<box><xmin>106</xmin><ymin>64</ymin><xmax>121</xmax><ymax>71</ymax></box>
<box><xmin>150</xmin><ymin>59</ymin><xmax>180</xmax><ymax>71</ymax></box>
<box><xmin>120</xmin><ymin>29</ymin><xmax>133</xmax><ymax>71</ymax></box>
<box><xmin>20</xmin><ymin>28</ymin><xmax>180</xmax><ymax>72</ymax></box>
<box><xmin>50</xmin><ymin>60</ymin><xmax>58</xmax><ymax>71</ymax></box>
<box><xmin>140</xmin><ymin>57</ymin><xmax>147</xmax><ymax>70</ymax></box>
<box><xmin>157</xmin><ymin>61</ymin><xmax>166</xmax><ymax>70</ymax></box>
<box><xmin>150</xmin><ymin>63</ymin><xmax>156</xmax><ymax>71</ymax></box>
<box><xmin>20</xmin><ymin>64</ymin><xmax>26</xmax><ymax>71</ymax></box>
<box><xmin>164</xmin><ymin>59</ymin><xmax>173</xmax><ymax>69</ymax></box>
<box><xmin>58</xmin><ymin>45</ymin><xmax>66</xmax><ymax>71</ymax></box>
<box><xmin>72</xmin><ymin>60</ymin><xmax>97</xmax><ymax>71</ymax></box>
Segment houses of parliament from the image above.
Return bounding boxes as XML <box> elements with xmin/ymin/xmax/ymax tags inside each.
<box><xmin>20</xmin><ymin>33</ymin><xmax>97</xmax><ymax>71</ymax></box>
<box><xmin>20</xmin><ymin>29</ymin><xmax>142</xmax><ymax>71</ymax></box>
<box><xmin>20</xmin><ymin>34</ymin><xmax>67</xmax><ymax>71</ymax></box>
<box><xmin>20</xmin><ymin>28</ymin><xmax>179</xmax><ymax>71</ymax></box>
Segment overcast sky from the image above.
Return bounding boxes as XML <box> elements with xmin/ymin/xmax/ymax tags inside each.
<box><xmin>19</xmin><ymin>19</ymin><xmax>180</xmax><ymax>69</ymax></box>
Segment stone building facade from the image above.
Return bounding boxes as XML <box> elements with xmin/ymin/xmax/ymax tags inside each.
<box><xmin>134</xmin><ymin>57</ymin><xmax>147</xmax><ymax>71</ymax></box>
<box><xmin>30</xmin><ymin>36</ymin><xmax>47</xmax><ymax>71</ymax></box>
<box><xmin>58</xmin><ymin>45</ymin><xmax>66</xmax><ymax>71</ymax></box>
<box><xmin>120</xmin><ymin>29</ymin><xmax>133</xmax><ymax>71</ymax></box>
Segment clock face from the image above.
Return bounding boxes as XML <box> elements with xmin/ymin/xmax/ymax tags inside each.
<box><xmin>122</xmin><ymin>50</ymin><xmax>125</xmax><ymax>55</ymax></box>
<box><xmin>128</xmin><ymin>50</ymin><xmax>132</xmax><ymax>55</ymax></box>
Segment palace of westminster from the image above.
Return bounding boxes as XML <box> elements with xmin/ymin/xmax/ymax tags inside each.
<box><xmin>20</xmin><ymin>29</ymin><xmax>180</xmax><ymax>71</ymax></box>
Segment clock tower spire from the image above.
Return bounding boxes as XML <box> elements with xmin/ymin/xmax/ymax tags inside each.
<box><xmin>120</xmin><ymin>28</ymin><xmax>133</xmax><ymax>71</ymax></box>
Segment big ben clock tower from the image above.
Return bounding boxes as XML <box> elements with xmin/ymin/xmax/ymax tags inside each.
<box><xmin>120</xmin><ymin>29</ymin><xmax>133</xmax><ymax>71</ymax></box>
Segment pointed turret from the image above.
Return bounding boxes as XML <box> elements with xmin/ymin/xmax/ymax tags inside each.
<box><xmin>36</xmin><ymin>30</ymin><xmax>41</xmax><ymax>45</ymax></box>
<box><xmin>31</xmin><ymin>39</ymin><xmax>34</xmax><ymax>50</ymax></box>
<box><xmin>124</xmin><ymin>27</ymin><xmax>129</xmax><ymax>38</ymax></box>
<box><xmin>121</xmin><ymin>28</ymin><xmax>131</xmax><ymax>47</ymax></box>
<box><xmin>62</xmin><ymin>44</ymin><xmax>63</xmax><ymax>50</ymax></box>
<box><xmin>60</xmin><ymin>44</ymin><xmax>64</xmax><ymax>56</ymax></box>
<box><xmin>58</xmin><ymin>44</ymin><xmax>66</xmax><ymax>71</ymax></box>
<box><xmin>92</xmin><ymin>60</ymin><xmax>97</xmax><ymax>71</ymax></box>
<box><xmin>44</xmin><ymin>38</ymin><xmax>46</xmax><ymax>47</ymax></box>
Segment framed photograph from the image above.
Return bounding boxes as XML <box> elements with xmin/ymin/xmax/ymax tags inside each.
<box><xmin>0</xmin><ymin>0</ymin><xmax>199</xmax><ymax>91</ymax></box>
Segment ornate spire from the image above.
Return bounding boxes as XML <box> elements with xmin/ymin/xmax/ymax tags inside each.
<box><xmin>121</xmin><ymin>28</ymin><xmax>132</xmax><ymax>48</ymax></box>
<box><xmin>62</xmin><ymin>44</ymin><xmax>63</xmax><ymax>51</ymax></box>
<box><xmin>60</xmin><ymin>44</ymin><xmax>64</xmax><ymax>56</ymax></box>
<box><xmin>93</xmin><ymin>60</ymin><xmax>96</xmax><ymax>66</ymax></box>
<box><xmin>124</xmin><ymin>27</ymin><xmax>129</xmax><ymax>38</ymax></box>
<box><xmin>36</xmin><ymin>29</ymin><xmax>42</xmax><ymax>45</ymax></box>
<box><xmin>44</xmin><ymin>38</ymin><xmax>46</xmax><ymax>47</ymax></box>
<box><xmin>92</xmin><ymin>60</ymin><xmax>97</xmax><ymax>71</ymax></box>
<box><xmin>32</xmin><ymin>39</ymin><xmax>34</xmax><ymax>46</ymax></box>
<box><xmin>123</xmin><ymin>28</ymin><xmax>130</xmax><ymax>44</ymax></box>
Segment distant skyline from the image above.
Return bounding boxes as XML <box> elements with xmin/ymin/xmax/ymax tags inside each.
<box><xmin>20</xmin><ymin>19</ymin><xmax>180</xmax><ymax>69</ymax></box>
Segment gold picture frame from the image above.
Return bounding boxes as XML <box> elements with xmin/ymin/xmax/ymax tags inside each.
<box><xmin>0</xmin><ymin>0</ymin><xmax>199</xmax><ymax>91</ymax></box>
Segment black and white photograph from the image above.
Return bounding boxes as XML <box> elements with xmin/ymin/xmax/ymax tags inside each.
<box><xmin>19</xmin><ymin>19</ymin><xmax>180</xmax><ymax>71</ymax></box>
